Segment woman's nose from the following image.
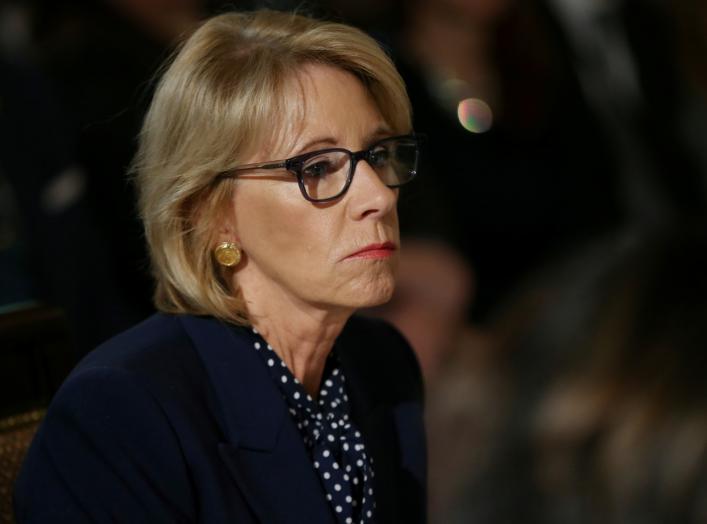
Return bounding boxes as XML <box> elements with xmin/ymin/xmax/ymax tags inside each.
<box><xmin>346</xmin><ymin>159</ymin><xmax>398</xmax><ymax>220</ymax></box>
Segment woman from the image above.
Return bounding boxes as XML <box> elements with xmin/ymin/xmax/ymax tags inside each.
<box><xmin>14</xmin><ymin>10</ymin><xmax>426</xmax><ymax>524</ymax></box>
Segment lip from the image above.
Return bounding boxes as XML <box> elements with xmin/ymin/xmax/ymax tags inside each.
<box><xmin>345</xmin><ymin>241</ymin><xmax>398</xmax><ymax>260</ymax></box>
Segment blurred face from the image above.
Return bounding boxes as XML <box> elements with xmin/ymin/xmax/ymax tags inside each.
<box><xmin>228</xmin><ymin>64</ymin><xmax>400</xmax><ymax>315</ymax></box>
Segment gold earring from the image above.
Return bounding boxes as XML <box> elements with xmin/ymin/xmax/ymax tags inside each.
<box><xmin>214</xmin><ymin>241</ymin><xmax>242</xmax><ymax>267</ymax></box>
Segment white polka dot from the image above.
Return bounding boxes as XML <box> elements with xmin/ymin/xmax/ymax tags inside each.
<box><xmin>330</xmin><ymin>402</ymin><xmax>337</xmax><ymax>408</ymax></box>
<box><xmin>326</xmin><ymin>494</ymin><xmax>332</xmax><ymax>501</ymax></box>
<box><xmin>254</xmin><ymin>342</ymin><xmax>261</xmax><ymax>350</ymax></box>
<box><xmin>335</xmin><ymin>505</ymin><xmax>342</xmax><ymax>513</ymax></box>
<box><xmin>325</xmin><ymin>379</ymin><xmax>333</xmax><ymax>387</ymax></box>
<box><xmin>343</xmin><ymin>474</ymin><xmax>349</xmax><ymax>481</ymax></box>
<box><xmin>323</xmin><ymin>471</ymin><xmax>331</xmax><ymax>479</ymax></box>
<box><xmin>343</xmin><ymin>443</ymin><xmax>349</xmax><ymax>451</ymax></box>
<box><xmin>321</xmin><ymin>390</ymin><xmax>328</xmax><ymax>396</ymax></box>
<box><xmin>314</xmin><ymin>461</ymin><xmax>319</xmax><ymax>468</ymax></box>
<box><xmin>367</xmin><ymin>510</ymin><xmax>372</xmax><ymax>518</ymax></box>
<box><xmin>280</xmin><ymin>360</ymin><xmax>286</xmax><ymax>367</ymax></box>
<box><xmin>368</xmin><ymin>488</ymin><xmax>373</xmax><ymax>495</ymax></box>
<box><xmin>332</xmin><ymin>462</ymin><xmax>339</xmax><ymax>469</ymax></box>
<box><xmin>281</xmin><ymin>375</ymin><xmax>287</xmax><ymax>383</ymax></box>
<box><xmin>346</xmin><ymin>518</ymin><xmax>352</xmax><ymax>524</ymax></box>
<box><xmin>353</xmin><ymin>477</ymin><xmax>359</xmax><ymax>485</ymax></box>
<box><xmin>345</xmin><ymin>495</ymin><xmax>352</xmax><ymax>503</ymax></box>
<box><xmin>333</xmin><ymin>369</ymin><xmax>339</xmax><ymax>376</ymax></box>
<box><xmin>331</xmin><ymin>422</ymin><xmax>338</xmax><ymax>429</ymax></box>
<box><xmin>355</xmin><ymin>431</ymin><xmax>361</xmax><ymax>438</ymax></box>
<box><xmin>327</xmin><ymin>434</ymin><xmax>335</xmax><ymax>442</ymax></box>
<box><xmin>334</xmin><ymin>483</ymin><xmax>341</xmax><ymax>492</ymax></box>
<box><xmin>252</xmin><ymin>327</ymin><xmax>258</xmax><ymax>334</ymax></box>
<box><xmin>357</xmin><ymin>459</ymin><xmax>363</xmax><ymax>467</ymax></box>
<box><xmin>267</xmin><ymin>358</ymin><xmax>274</xmax><ymax>367</ymax></box>
<box><xmin>323</xmin><ymin>450</ymin><xmax>330</xmax><ymax>457</ymax></box>
<box><xmin>346</xmin><ymin>465</ymin><xmax>352</xmax><ymax>472</ymax></box>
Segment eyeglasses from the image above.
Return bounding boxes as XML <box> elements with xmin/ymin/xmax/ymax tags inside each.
<box><xmin>216</xmin><ymin>134</ymin><xmax>421</xmax><ymax>203</ymax></box>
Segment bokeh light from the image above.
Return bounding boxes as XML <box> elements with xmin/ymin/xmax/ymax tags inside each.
<box><xmin>457</xmin><ymin>98</ymin><xmax>493</xmax><ymax>133</ymax></box>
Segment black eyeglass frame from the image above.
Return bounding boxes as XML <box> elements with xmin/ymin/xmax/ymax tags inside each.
<box><xmin>215</xmin><ymin>134</ymin><xmax>423</xmax><ymax>203</ymax></box>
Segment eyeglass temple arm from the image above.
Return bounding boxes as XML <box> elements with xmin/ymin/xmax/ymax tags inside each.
<box><xmin>215</xmin><ymin>161</ymin><xmax>288</xmax><ymax>180</ymax></box>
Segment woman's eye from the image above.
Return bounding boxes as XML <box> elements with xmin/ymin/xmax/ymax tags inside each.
<box><xmin>369</xmin><ymin>147</ymin><xmax>391</xmax><ymax>168</ymax></box>
<box><xmin>302</xmin><ymin>160</ymin><xmax>334</xmax><ymax>178</ymax></box>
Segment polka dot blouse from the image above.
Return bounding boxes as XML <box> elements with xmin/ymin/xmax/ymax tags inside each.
<box><xmin>251</xmin><ymin>328</ymin><xmax>376</xmax><ymax>523</ymax></box>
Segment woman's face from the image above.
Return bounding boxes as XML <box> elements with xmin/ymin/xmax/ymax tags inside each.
<box><xmin>228</xmin><ymin>64</ymin><xmax>400</xmax><ymax>316</ymax></box>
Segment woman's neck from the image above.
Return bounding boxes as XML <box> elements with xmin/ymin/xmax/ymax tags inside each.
<box><xmin>244</xmin><ymin>288</ymin><xmax>353</xmax><ymax>397</ymax></box>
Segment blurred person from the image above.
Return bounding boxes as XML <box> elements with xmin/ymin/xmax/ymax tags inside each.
<box><xmin>446</xmin><ymin>225</ymin><xmax>707</xmax><ymax>523</ymax></box>
<box><xmin>26</xmin><ymin>0</ymin><xmax>207</xmax><ymax>344</ymax></box>
<box><xmin>0</xmin><ymin>55</ymin><xmax>137</xmax><ymax>355</ymax></box>
<box><xmin>394</xmin><ymin>0</ymin><xmax>625</xmax><ymax>319</ymax></box>
<box><xmin>528</xmin><ymin>226</ymin><xmax>707</xmax><ymax>524</ymax></box>
<box><xmin>14</xmin><ymin>10</ymin><xmax>426</xmax><ymax>523</ymax></box>
<box><xmin>392</xmin><ymin>0</ymin><xmax>707</xmax><ymax>321</ymax></box>
<box><xmin>370</xmin><ymin>239</ymin><xmax>507</xmax><ymax>522</ymax></box>
<box><xmin>544</xmin><ymin>0</ymin><xmax>705</xmax><ymax>226</ymax></box>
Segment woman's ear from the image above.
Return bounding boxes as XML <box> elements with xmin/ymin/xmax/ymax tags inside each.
<box><xmin>199</xmin><ymin>182</ymin><xmax>239</xmax><ymax>244</ymax></box>
<box><xmin>216</xmin><ymin>205</ymin><xmax>240</xmax><ymax>244</ymax></box>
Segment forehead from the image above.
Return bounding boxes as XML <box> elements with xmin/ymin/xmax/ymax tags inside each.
<box><xmin>262</xmin><ymin>64</ymin><xmax>387</xmax><ymax>159</ymax></box>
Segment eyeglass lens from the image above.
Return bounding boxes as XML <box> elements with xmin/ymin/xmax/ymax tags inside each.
<box><xmin>299</xmin><ymin>138</ymin><xmax>418</xmax><ymax>201</ymax></box>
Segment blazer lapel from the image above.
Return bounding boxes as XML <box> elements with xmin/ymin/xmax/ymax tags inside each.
<box><xmin>336</xmin><ymin>318</ymin><xmax>427</xmax><ymax>523</ymax></box>
<box><xmin>179</xmin><ymin>315</ymin><xmax>335</xmax><ymax>524</ymax></box>
<box><xmin>335</xmin><ymin>330</ymin><xmax>402</xmax><ymax>522</ymax></box>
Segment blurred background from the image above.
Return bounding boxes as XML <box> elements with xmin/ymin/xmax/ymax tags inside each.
<box><xmin>1</xmin><ymin>0</ymin><xmax>706</xmax><ymax>522</ymax></box>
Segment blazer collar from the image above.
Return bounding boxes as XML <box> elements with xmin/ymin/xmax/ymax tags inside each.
<box><xmin>179</xmin><ymin>315</ymin><xmax>336</xmax><ymax>523</ymax></box>
<box><xmin>178</xmin><ymin>314</ymin><xmax>411</xmax><ymax>523</ymax></box>
<box><xmin>178</xmin><ymin>314</ymin><xmax>285</xmax><ymax>450</ymax></box>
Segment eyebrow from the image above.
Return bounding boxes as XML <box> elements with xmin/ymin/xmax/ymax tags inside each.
<box><xmin>292</xmin><ymin>124</ymin><xmax>394</xmax><ymax>156</ymax></box>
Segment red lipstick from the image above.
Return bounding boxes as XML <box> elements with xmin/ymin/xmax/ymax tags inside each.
<box><xmin>346</xmin><ymin>241</ymin><xmax>397</xmax><ymax>260</ymax></box>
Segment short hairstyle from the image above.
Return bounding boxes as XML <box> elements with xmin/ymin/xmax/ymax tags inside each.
<box><xmin>133</xmin><ymin>9</ymin><xmax>412</xmax><ymax>325</ymax></box>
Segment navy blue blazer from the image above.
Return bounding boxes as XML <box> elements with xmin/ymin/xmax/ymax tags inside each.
<box><xmin>14</xmin><ymin>313</ymin><xmax>426</xmax><ymax>523</ymax></box>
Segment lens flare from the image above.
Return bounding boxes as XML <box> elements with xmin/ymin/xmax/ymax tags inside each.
<box><xmin>457</xmin><ymin>98</ymin><xmax>493</xmax><ymax>133</ymax></box>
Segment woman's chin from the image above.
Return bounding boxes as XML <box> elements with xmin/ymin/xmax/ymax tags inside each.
<box><xmin>346</xmin><ymin>276</ymin><xmax>397</xmax><ymax>310</ymax></box>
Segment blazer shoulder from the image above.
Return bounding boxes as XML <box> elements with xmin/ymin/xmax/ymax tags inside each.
<box><xmin>75</xmin><ymin>313</ymin><xmax>194</xmax><ymax>374</ymax></box>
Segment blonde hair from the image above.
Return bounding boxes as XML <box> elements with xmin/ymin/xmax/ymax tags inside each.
<box><xmin>133</xmin><ymin>9</ymin><xmax>412</xmax><ymax>325</ymax></box>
